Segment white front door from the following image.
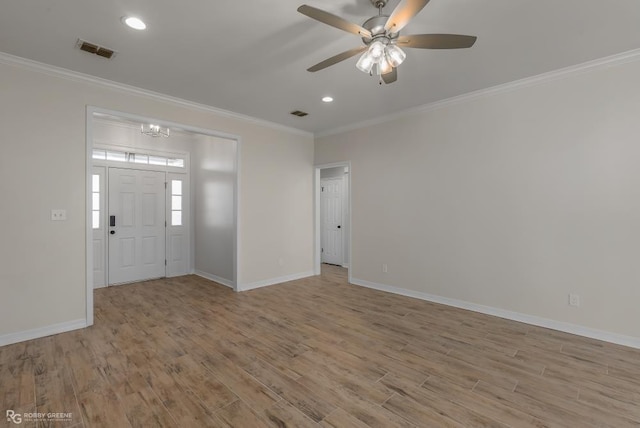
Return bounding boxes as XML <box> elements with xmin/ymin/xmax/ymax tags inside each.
<box><xmin>321</xmin><ymin>177</ymin><xmax>343</xmax><ymax>265</ymax></box>
<box><xmin>108</xmin><ymin>168</ymin><xmax>166</xmax><ymax>285</ymax></box>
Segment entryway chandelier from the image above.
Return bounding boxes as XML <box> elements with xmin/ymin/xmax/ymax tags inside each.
<box><xmin>141</xmin><ymin>124</ymin><xmax>170</xmax><ymax>138</ymax></box>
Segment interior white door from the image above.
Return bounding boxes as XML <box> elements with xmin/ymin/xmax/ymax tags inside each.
<box><xmin>108</xmin><ymin>168</ymin><xmax>166</xmax><ymax>285</ymax></box>
<box><xmin>321</xmin><ymin>177</ymin><xmax>343</xmax><ymax>265</ymax></box>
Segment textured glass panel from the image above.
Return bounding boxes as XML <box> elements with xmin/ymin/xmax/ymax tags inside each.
<box><xmin>106</xmin><ymin>151</ymin><xmax>127</xmax><ymax>162</ymax></box>
<box><xmin>171</xmin><ymin>180</ymin><xmax>182</xmax><ymax>196</ymax></box>
<box><xmin>172</xmin><ymin>211</ymin><xmax>182</xmax><ymax>226</ymax></box>
<box><xmin>92</xmin><ymin>211</ymin><xmax>100</xmax><ymax>229</ymax></box>
<box><xmin>148</xmin><ymin>156</ymin><xmax>167</xmax><ymax>166</ymax></box>
<box><xmin>168</xmin><ymin>158</ymin><xmax>185</xmax><ymax>168</ymax></box>
<box><xmin>133</xmin><ymin>154</ymin><xmax>149</xmax><ymax>164</ymax></box>
<box><xmin>92</xmin><ymin>193</ymin><xmax>100</xmax><ymax>210</ymax></box>
<box><xmin>92</xmin><ymin>174</ymin><xmax>100</xmax><ymax>192</ymax></box>
<box><xmin>172</xmin><ymin>195</ymin><xmax>182</xmax><ymax>211</ymax></box>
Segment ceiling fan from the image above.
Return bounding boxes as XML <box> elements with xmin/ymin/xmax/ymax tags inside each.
<box><xmin>298</xmin><ymin>0</ymin><xmax>477</xmax><ymax>84</ymax></box>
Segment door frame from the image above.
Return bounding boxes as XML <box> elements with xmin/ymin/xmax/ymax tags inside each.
<box><xmin>94</xmin><ymin>150</ymin><xmax>190</xmax><ymax>288</ymax></box>
<box><xmin>86</xmin><ymin>106</ymin><xmax>242</xmax><ymax>327</ymax></box>
<box><xmin>314</xmin><ymin>162</ymin><xmax>352</xmax><ymax>284</ymax></box>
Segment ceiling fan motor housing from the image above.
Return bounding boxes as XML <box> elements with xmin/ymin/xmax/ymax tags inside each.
<box><xmin>361</xmin><ymin>15</ymin><xmax>398</xmax><ymax>45</ymax></box>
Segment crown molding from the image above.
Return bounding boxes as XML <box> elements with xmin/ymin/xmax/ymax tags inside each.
<box><xmin>0</xmin><ymin>51</ymin><xmax>313</xmax><ymax>138</ymax></box>
<box><xmin>315</xmin><ymin>48</ymin><xmax>640</xmax><ymax>139</ymax></box>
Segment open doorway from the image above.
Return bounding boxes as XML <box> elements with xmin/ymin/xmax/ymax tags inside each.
<box><xmin>85</xmin><ymin>107</ymin><xmax>240</xmax><ymax>326</ymax></box>
<box><xmin>315</xmin><ymin>162</ymin><xmax>352</xmax><ymax>284</ymax></box>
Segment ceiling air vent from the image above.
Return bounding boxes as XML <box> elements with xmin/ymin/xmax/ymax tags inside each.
<box><xmin>290</xmin><ymin>110</ymin><xmax>309</xmax><ymax>117</ymax></box>
<box><xmin>76</xmin><ymin>39</ymin><xmax>116</xmax><ymax>59</ymax></box>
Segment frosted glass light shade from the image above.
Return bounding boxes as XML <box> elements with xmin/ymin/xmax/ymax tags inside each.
<box><xmin>356</xmin><ymin>52</ymin><xmax>375</xmax><ymax>73</ymax></box>
<box><xmin>378</xmin><ymin>56</ymin><xmax>393</xmax><ymax>75</ymax></box>
<box><xmin>368</xmin><ymin>41</ymin><xmax>385</xmax><ymax>61</ymax></box>
<box><xmin>385</xmin><ymin>44</ymin><xmax>406</xmax><ymax>67</ymax></box>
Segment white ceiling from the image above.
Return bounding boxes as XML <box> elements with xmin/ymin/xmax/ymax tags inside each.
<box><xmin>1</xmin><ymin>0</ymin><xmax>640</xmax><ymax>134</ymax></box>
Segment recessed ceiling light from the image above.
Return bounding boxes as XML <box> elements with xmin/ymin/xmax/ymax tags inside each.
<box><xmin>122</xmin><ymin>16</ymin><xmax>146</xmax><ymax>30</ymax></box>
<box><xmin>322</xmin><ymin>96</ymin><xmax>334</xmax><ymax>103</ymax></box>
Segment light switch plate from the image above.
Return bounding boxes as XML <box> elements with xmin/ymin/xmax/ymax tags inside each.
<box><xmin>51</xmin><ymin>209</ymin><xmax>67</xmax><ymax>221</ymax></box>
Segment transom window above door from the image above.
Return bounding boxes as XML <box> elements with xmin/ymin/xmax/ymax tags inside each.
<box><xmin>92</xmin><ymin>149</ymin><xmax>185</xmax><ymax>168</ymax></box>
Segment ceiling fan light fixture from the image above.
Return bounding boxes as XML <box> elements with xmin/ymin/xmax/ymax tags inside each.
<box><xmin>356</xmin><ymin>51</ymin><xmax>375</xmax><ymax>73</ymax></box>
<box><xmin>385</xmin><ymin>44</ymin><xmax>406</xmax><ymax>67</ymax></box>
<box><xmin>297</xmin><ymin>1</ymin><xmax>477</xmax><ymax>84</ymax></box>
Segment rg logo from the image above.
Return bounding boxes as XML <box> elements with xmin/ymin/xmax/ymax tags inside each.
<box><xmin>6</xmin><ymin>410</ymin><xmax>22</xmax><ymax>424</ymax></box>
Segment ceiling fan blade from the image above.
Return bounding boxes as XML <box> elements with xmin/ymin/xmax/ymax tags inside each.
<box><xmin>382</xmin><ymin>67</ymin><xmax>397</xmax><ymax>84</ymax></box>
<box><xmin>307</xmin><ymin>46</ymin><xmax>367</xmax><ymax>72</ymax></box>
<box><xmin>384</xmin><ymin>0</ymin><xmax>430</xmax><ymax>33</ymax></box>
<box><xmin>396</xmin><ymin>34</ymin><xmax>477</xmax><ymax>49</ymax></box>
<box><xmin>298</xmin><ymin>5</ymin><xmax>372</xmax><ymax>38</ymax></box>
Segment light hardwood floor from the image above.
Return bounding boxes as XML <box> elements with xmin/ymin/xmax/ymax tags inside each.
<box><xmin>1</xmin><ymin>265</ymin><xmax>639</xmax><ymax>427</ymax></box>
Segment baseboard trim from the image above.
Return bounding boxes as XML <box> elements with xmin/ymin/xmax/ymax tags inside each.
<box><xmin>194</xmin><ymin>270</ymin><xmax>235</xmax><ymax>289</ymax></box>
<box><xmin>351</xmin><ymin>277</ymin><xmax>640</xmax><ymax>350</ymax></box>
<box><xmin>0</xmin><ymin>319</ymin><xmax>87</xmax><ymax>347</ymax></box>
<box><xmin>239</xmin><ymin>271</ymin><xmax>315</xmax><ymax>292</ymax></box>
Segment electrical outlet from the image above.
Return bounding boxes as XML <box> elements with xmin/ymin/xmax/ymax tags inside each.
<box><xmin>382</xmin><ymin>264</ymin><xmax>388</xmax><ymax>273</ymax></box>
<box><xmin>51</xmin><ymin>209</ymin><xmax>67</xmax><ymax>221</ymax></box>
<box><xmin>568</xmin><ymin>293</ymin><xmax>580</xmax><ymax>307</ymax></box>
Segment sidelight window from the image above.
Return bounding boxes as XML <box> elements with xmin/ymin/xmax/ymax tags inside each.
<box><xmin>171</xmin><ymin>180</ymin><xmax>183</xmax><ymax>226</ymax></box>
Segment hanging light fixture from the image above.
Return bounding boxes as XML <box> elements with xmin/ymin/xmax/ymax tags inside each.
<box><xmin>141</xmin><ymin>124</ymin><xmax>170</xmax><ymax>138</ymax></box>
<box><xmin>356</xmin><ymin>40</ymin><xmax>406</xmax><ymax>76</ymax></box>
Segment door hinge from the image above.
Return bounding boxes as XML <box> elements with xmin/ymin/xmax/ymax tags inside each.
<box><xmin>165</xmin><ymin>220</ymin><xmax>167</xmax><ymax>227</ymax></box>
<box><xmin>165</xmin><ymin>259</ymin><xmax>167</xmax><ymax>266</ymax></box>
<box><xmin>321</xmin><ymin>186</ymin><xmax>324</xmax><ymax>192</ymax></box>
<box><xmin>165</xmin><ymin>182</ymin><xmax>167</xmax><ymax>189</ymax></box>
<box><xmin>321</xmin><ymin>248</ymin><xmax>324</xmax><ymax>253</ymax></box>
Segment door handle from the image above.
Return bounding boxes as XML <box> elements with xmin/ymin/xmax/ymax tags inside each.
<box><xmin>110</xmin><ymin>215</ymin><xmax>116</xmax><ymax>227</ymax></box>
<box><xmin>110</xmin><ymin>230</ymin><xmax>115</xmax><ymax>235</ymax></box>
<box><xmin>337</xmin><ymin>225</ymin><xmax>341</xmax><ymax>229</ymax></box>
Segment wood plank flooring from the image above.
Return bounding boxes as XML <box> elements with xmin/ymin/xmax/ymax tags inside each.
<box><xmin>1</xmin><ymin>264</ymin><xmax>639</xmax><ymax>427</ymax></box>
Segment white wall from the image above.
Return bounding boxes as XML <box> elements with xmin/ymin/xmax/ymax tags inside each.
<box><xmin>315</xmin><ymin>56</ymin><xmax>640</xmax><ymax>343</ymax></box>
<box><xmin>0</xmin><ymin>56</ymin><xmax>314</xmax><ymax>342</ymax></box>
<box><xmin>193</xmin><ymin>134</ymin><xmax>236</xmax><ymax>284</ymax></box>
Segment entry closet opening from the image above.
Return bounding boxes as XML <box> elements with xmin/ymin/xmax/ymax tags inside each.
<box><xmin>315</xmin><ymin>162</ymin><xmax>351</xmax><ymax>283</ymax></box>
<box><xmin>86</xmin><ymin>109</ymin><xmax>239</xmax><ymax>324</ymax></box>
